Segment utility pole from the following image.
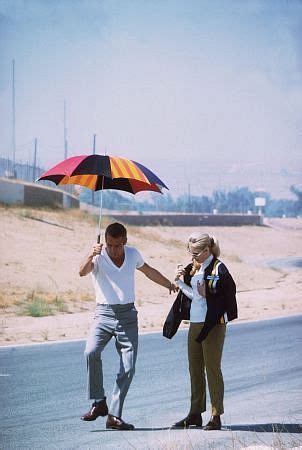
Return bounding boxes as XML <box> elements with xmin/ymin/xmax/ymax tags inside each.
<box><xmin>12</xmin><ymin>59</ymin><xmax>16</xmax><ymax>177</ymax></box>
<box><xmin>92</xmin><ymin>134</ymin><xmax>96</xmax><ymax>205</ymax></box>
<box><xmin>64</xmin><ymin>100</ymin><xmax>68</xmax><ymax>159</ymax></box>
<box><xmin>33</xmin><ymin>138</ymin><xmax>37</xmax><ymax>182</ymax></box>
<box><xmin>188</xmin><ymin>182</ymin><xmax>191</xmax><ymax>212</ymax></box>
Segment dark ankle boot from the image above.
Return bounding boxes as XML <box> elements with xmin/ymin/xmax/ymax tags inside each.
<box><xmin>171</xmin><ymin>413</ymin><xmax>202</xmax><ymax>429</ymax></box>
<box><xmin>204</xmin><ymin>415</ymin><xmax>221</xmax><ymax>430</ymax></box>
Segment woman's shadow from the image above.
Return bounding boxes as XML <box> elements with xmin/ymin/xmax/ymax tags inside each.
<box><xmin>92</xmin><ymin>423</ymin><xmax>301</xmax><ymax>433</ymax></box>
<box><xmin>224</xmin><ymin>423</ymin><xmax>301</xmax><ymax>433</ymax></box>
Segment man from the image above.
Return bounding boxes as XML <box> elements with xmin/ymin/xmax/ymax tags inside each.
<box><xmin>79</xmin><ymin>222</ymin><xmax>176</xmax><ymax>430</ymax></box>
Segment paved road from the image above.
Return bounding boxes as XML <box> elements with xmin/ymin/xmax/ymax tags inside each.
<box><xmin>265</xmin><ymin>256</ymin><xmax>302</xmax><ymax>270</ymax></box>
<box><xmin>0</xmin><ymin>316</ymin><xmax>301</xmax><ymax>449</ymax></box>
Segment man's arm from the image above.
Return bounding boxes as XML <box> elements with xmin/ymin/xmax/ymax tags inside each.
<box><xmin>79</xmin><ymin>244</ymin><xmax>102</xmax><ymax>277</ymax></box>
<box><xmin>138</xmin><ymin>263</ymin><xmax>177</xmax><ymax>293</ymax></box>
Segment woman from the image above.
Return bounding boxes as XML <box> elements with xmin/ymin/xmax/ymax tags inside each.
<box><xmin>171</xmin><ymin>232</ymin><xmax>237</xmax><ymax>431</ymax></box>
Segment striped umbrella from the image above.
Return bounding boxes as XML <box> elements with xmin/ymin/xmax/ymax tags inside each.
<box><xmin>37</xmin><ymin>154</ymin><xmax>168</xmax><ymax>239</ymax></box>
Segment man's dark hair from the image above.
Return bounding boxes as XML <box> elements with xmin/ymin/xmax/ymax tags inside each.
<box><xmin>105</xmin><ymin>222</ymin><xmax>127</xmax><ymax>239</ymax></box>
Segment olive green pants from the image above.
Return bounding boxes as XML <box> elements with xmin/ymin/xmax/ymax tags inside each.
<box><xmin>188</xmin><ymin>322</ymin><xmax>226</xmax><ymax>416</ymax></box>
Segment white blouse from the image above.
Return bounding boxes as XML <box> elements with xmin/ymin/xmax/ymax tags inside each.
<box><xmin>176</xmin><ymin>255</ymin><xmax>213</xmax><ymax>322</ymax></box>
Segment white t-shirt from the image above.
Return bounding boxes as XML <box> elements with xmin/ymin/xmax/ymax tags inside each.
<box><xmin>91</xmin><ymin>245</ymin><xmax>145</xmax><ymax>305</ymax></box>
<box><xmin>176</xmin><ymin>255</ymin><xmax>213</xmax><ymax>322</ymax></box>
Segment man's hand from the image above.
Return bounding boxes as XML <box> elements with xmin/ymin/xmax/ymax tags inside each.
<box><xmin>92</xmin><ymin>243</ymin><xmax>103</xmax><ymax>257</ymax></box>
<box><xmin>169</xmin><ymin>282</ymin><xmax>178</xmax><ymax>294</ymax></box>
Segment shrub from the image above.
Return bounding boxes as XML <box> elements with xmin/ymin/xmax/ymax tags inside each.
<box><xmin>22</xmin><ymin>295</ymin><xmax>53</xmax><ymax>317</ymax></box>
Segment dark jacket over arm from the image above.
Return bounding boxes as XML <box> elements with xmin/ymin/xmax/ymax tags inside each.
<box><xmin>162</xmin><ymin>264</ymin><xmax>192</xmax><ymax>339</ymax></box>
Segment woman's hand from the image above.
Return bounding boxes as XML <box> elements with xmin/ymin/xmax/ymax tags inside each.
<box><xmin>197</xmin><ymin>281</ymin><xmax>206</xmax><ymax>297</ymax></box>
<box><xmin>174</xmin><ymin>264</ymin><xmax>185</xmax><ymax>281</ymax></box>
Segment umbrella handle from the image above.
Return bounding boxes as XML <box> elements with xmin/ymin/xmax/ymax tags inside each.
<box><xmin>97</xmin><ymin>176</ymin><xmax>104</xmax><ymax>245</ymax></box>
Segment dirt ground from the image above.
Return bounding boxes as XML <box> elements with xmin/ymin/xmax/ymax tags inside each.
<box><xmin>0</xmin><ymin>205</ymin><xmax>301</xmax><ymax>346</ymax></box>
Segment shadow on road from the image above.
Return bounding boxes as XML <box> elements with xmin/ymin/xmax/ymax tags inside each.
<box><xmin>91</xmin><ymin>427</ymin><xmax>171</xmax><ymax>432</ymax></box>
<box><xmin>225</xmin><ymin>423</ymin><xmax>302</xmax><ymax>433</ymax></box>
<box><xmin>91</xmin><ymin>423</ymin><xmax>302</xmax><ymax>433</ymax></box>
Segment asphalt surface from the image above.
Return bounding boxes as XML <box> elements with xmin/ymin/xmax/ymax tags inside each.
<box><xmin>265</xmin><ymin>256</ymin><xmax>302</xmax><ymax>270</ymax></box>
<box><xmin>0</xmin><ymin>315</ymin><xmax>301</xmax><ymax>449</ymax></box>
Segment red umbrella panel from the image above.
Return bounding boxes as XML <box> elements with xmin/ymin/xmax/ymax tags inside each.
<box><xmin>38</xmin><ymin>154</ymin><xmax>168</xmax><ymax>194</ymax></box>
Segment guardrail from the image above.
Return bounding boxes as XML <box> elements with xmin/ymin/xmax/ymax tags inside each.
<box><xmin>106</xmin><ymin>212</ymin><xmax>263</xmax><ymax>226</ymax></box>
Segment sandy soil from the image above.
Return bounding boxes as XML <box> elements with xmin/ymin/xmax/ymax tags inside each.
<box><xmin>0</xmin><ymin>205</ymin><xmax>301</xmax><ymax>346</ymax></box>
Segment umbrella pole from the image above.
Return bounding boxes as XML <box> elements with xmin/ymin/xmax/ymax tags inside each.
<box><xmin>97</xmin><ymin>176</ymin><xmax>105</xmax><ymax>243</ymax></box>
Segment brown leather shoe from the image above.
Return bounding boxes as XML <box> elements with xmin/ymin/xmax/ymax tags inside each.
<box><xmin>81</xmin><ymin>398</ymin><xmax>108</xmax><ymax>421</ymax></box>
<box><xmin>106</xmin><ymin>414</ymin><xmax>134</xmax><ymax>430</ymax></box>
<box><xmin>203</xmin><ymin>415</ymin><xmax>221</xmax><ymax>430</ymax></box>
<box><xmin>171</xmin><ymin>413</ymin><xmax>202</xmax><ymax>429</ymax></box>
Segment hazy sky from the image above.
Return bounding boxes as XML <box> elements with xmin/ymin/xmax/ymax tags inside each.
<box><xmin>1</xmin><ymin>0</ymin><xmax>301</xmax><ymax>199</ymax></box>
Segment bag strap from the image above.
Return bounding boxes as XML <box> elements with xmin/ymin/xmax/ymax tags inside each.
<box><xmin>208</xmin><ymin>259</ymin><xmax>221</xmax><ymax>292</ymax></box>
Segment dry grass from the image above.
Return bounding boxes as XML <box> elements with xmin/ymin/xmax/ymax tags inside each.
<box><xmin>0</xmin><ymin>293</ymin><xmax>9</xmax><ymax>311</ymax></box>
<box><xmin>129</xmin><ymin>428</ymin><xmax>302</xmax><ymax>449</ymax></box>
<box><xmin>15</xmin><ymin>291</ymin><xmax>69</xmax><ymax>317</ymax></box>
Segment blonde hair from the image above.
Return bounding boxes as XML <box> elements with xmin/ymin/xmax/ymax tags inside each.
<box><xmin>190</xmin><ymin>259</ymin><xmax>201</xmax><ymax>276</ymax></box>
<box><xmin>187</xmin><ymin>232</ymin><xmax>220</xmax><ymax>258</ymax></box>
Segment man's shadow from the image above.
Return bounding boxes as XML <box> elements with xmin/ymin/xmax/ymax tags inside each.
<box><xmin>92</xmin><ymin>423</ymin><xmax>301</xmax><ymax>433</ymax></box>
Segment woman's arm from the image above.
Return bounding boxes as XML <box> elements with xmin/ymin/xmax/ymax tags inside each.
<box><xmin>175</xmin><ymin>279</ymin><xmax>194</xmax><ymax>300</ymax></box>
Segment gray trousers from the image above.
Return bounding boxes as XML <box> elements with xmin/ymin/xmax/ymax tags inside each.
<box><xmin>84</xmin><ymin>303</ymin><xmax>138</xmax><ymax>418</ymax></box>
